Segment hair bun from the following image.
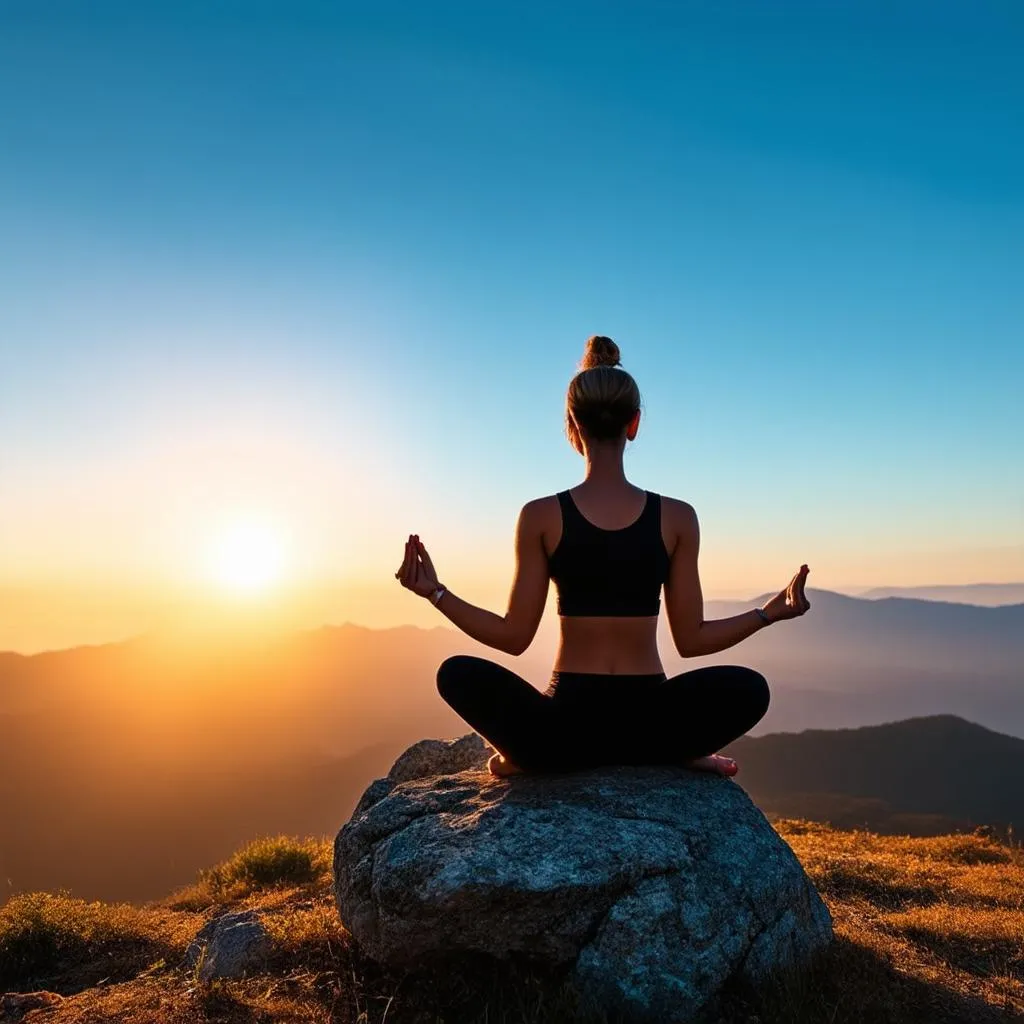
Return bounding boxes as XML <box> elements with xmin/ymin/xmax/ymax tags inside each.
<box><xmin>580</xmin><ymin>335</ymin><xmax>622</xmax><ymax>371</ymax></box>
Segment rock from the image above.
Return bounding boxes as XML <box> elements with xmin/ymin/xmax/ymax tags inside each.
<box><xmin>0</xmin><ymin>991</ymin><xmax>63</xmax><ymax>1020</ymax></box>
<box><xmin>184</xmin><ymin>910</ymin><xmax>271</xmax><ymax>982</ymax></box>
<box><xmin>334</xmin><ymin>735</ymin><xmax>832</xmax><ymax>1024</ymax></box>
<box><xmin>349</xmin><ymin>735</ymin><xmax>491</xmax><ymax>821</ymax></box>
<box><xmin>386</xmin><ymin>733</ymin><xmax>491</xmax><ymax>784</ymax></box>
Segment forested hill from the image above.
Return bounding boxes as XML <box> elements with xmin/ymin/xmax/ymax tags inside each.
<box><xmin>728</xmin><ymin>714</ymin><xmax>1024</xmax><ymax>834</ymax></box>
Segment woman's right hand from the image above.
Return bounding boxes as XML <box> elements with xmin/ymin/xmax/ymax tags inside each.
<box><xmin>762</xmin><ymin>565</ymin><xmax>811</xmax><ymax>623</ymax></box>
<box><xmin>395</xmin><ymin>534</ymin><xmax>441</xmax><ymax>598</ymax></box>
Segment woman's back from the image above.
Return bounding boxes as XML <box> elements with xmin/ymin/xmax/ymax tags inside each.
<box><xmin>537</xmin><ymin>482</ymin><xmax>683</xmax><ymax>675</ymax></box>
<box><xmin>548</xmin><ymin>488</ymin><xmax>668</xmax><ymax>616</ymax></box>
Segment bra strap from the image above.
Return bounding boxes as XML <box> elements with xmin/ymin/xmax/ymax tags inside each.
<box><xmin>556</xmin><ymin>490</ymin><xmax>585</xmax><ymax>528</ymax></box>
<box><xmin>642</xmin><ymin>490</ymin><xmax>661</xmax><ymax>528</ymax></box>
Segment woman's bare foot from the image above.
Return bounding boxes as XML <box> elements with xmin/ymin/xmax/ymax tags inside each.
<box><xmin>487</xmin><ymin>752</ymin><xmax>525</xmax><ymax>777</ymax></box>
<box><xmin>685</xmin><ymin>754</ymin><xmax>739</xmax><ymax>777</ymax></box>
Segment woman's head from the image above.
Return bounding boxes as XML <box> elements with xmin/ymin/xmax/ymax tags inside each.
<box><xmin>565</xmin><ymin>336</ymin><xmax>642</xmax><ymax>455</ymax></box>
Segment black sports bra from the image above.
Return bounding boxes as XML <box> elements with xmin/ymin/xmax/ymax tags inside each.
<box><xmin>547</xmin><ymin>489</ymin><xmax>671</xmax><ymax>617</ymax></box>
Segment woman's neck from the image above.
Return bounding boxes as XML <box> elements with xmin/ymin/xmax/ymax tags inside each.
<box><xmin>582</xmin><ymin>446</ymin><xmax>629</xmax><ymax>488</ymax></box>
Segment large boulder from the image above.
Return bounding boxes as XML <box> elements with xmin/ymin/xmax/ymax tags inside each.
<box><xmin>334</xmin><ymin>735</ymin><xmax>832</xmax><ymax>1024</ymax></box>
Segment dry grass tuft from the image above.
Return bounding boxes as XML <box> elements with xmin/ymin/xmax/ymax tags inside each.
<box><xmin>168</xmin><ymin>836</ymin><xmax>332</xmax><ymax>910</ymax></box>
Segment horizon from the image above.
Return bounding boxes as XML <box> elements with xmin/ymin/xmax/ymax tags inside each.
<box><xmin>4</xmin><ymin>580</ymin><xmax>1024</xmax><ymax>657</ymax></box>
<box><xmin>4</xmin><ymin>571</ymin><xmax>1024</xmax><ymax>655</ymax></box>
<box><xmin>3</xmin><ymin>2</ymin><xmax>1022</xmax><ymax>653</ymax></box>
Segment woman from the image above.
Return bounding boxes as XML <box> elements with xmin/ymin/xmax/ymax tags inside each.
<box><xmin>395</xmin><ymin>336</ymin><xmax>810</xmax><ymax>778</ymax></box>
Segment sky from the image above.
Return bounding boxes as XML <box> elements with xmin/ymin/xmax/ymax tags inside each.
<box><xmin>2</xmin><ymin>1</ymin><xmax>1022</xmax><ymax>652</ymax></box>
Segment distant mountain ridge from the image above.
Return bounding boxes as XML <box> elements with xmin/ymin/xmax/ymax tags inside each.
<box><xmin>728</xmin><ymin>714</ymin><xmax>1024</xmax><ymax>835</ymax></box>
<box><xmin>3</xmin><ymin>590</ymin><xmax>1023</xmax><ymax>736</ymax></box>
<box><xmin>697</xmin><ymin>588</ymin><xmax>1024</xmax><ymax>736</ymax></box>
<box><xmin>852</xmin><ymin>582</ymin><xmax>1024</xmax><ymax>606</ymax></box>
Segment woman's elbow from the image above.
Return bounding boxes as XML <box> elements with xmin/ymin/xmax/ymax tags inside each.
<box><xmin>674</xmin><ymin>636</ymin><xmax>702</xmax><ymax>658</ymax></box>
<box><xmin>499</xmin><ymin>625</ymin><xmax>534</xmax><ymax>656</ymax></box>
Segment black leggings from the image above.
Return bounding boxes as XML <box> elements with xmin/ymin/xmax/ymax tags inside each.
<box><xmin>436</xmin><ymin>655</ymin><xmax>770</xmax><ymax>773</ymax></box>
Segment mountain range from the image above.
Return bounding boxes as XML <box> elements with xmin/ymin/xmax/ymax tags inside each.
<box><xmin>851</xmin><ymin>582</ymin><xmax>1024</xmax><ymax>605</ymax></box>
<box><xmin>2</xmin><ymin>588</ymin><xmax>1022</xmax><ymax>903</ymax></box>
<box><xmin>696</xmin><ymin>589</ymin><xmax>1023</xmax><ymax>735</ymax></box>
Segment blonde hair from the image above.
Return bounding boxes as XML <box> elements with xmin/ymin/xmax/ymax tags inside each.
<box><xmin>565</xmin><ymin>336</ymin><xmax>642</xmax><ymax>454</ymax></box>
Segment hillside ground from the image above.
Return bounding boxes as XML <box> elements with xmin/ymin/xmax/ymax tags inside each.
<box><xmin>1</xmin><ymin>822</ymin><xmax>1022</xmax><ymax>1023</ymax></box>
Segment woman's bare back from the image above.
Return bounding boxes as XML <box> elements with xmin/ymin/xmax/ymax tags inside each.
<box><xmin>554</xmin><ymin>615</ymin><xmax>663</xmax><ymax>674</ymax></box>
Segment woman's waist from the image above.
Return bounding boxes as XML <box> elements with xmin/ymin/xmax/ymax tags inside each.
<box><xmin>555</xmin><ymin>615</ymin><xmax>662</xmax><ymax>675</ymax></box>
<box><xmin>545</xmin><ymin>669</ymin><xmax>667</xmax><ymax>702</ymax></box>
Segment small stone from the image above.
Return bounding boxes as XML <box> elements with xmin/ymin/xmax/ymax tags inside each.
<box><xmin>1</xmin><ymin>990</ymin><xmax>63</xmax><ymax>1020</ymax></box>
<box><xmin>184</xmin><ymin>910</ymin><xmax>271</xmax><ymax>982</ymax></box>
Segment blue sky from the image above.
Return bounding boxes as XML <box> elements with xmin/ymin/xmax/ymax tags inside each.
<box><xmin>1</xmin><ymin>1</ymin><xmax>1022</xmax><ymax>644</ymax></box>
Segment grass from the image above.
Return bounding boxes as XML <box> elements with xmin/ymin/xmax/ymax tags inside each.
<box><xmin>758</xmin><ymin>821</ymin><xmax>1024</xmax><ymax>1022</ymax></box>
<box><xmin>169</xmin><ymin>835</ymin><xmax>331</xmax><ymax>910</ymax></box>
<box><xmin>1</xmin><ymin>824</ymin><xmax>1022</xmax><ymax>1023</ymax></box>
<box><xmin>0</xmin><ymin>891</ymin><xmax>198</xmax><ymax>994</ymax></box>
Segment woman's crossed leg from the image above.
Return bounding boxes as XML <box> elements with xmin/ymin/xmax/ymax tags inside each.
<box><xmin>640</xmin><ymin>664</ymin><xmax>770</xmax><ymax>776</ymax></box>
<box><xmin>436</xmin><ymin>655</ymin><xmax>769</xmax><ymax>776</ymax></box>
<box><xmin>436</xmin><ymin>655</ymin><xmax>567</xmax><ymax>774</ymax></box>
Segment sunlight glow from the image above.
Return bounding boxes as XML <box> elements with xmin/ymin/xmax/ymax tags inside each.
<box><xmin>206</xmin><ymin>519</ymin><xmax>288</xmax><ymax>596</ymax></box>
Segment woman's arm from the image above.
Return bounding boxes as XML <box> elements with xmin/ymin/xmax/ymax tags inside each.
<box><xmin>395</xmin><ymin>500</ymin><xmax>550</xmax><ymax>656</ymax></box>
<box><xmin>663</xmin><ymin>499</ymin><xmax>810</xmax><ymax>658</ymax></box>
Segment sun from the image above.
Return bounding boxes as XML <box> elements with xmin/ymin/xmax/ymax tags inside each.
<box><xmin>206</xmin><ymin>519</ymin><xmax>288</xmax><ymax>596</ymax></box>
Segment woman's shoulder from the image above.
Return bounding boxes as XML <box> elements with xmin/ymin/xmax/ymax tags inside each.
<box><xmin>657</xmin><ymin>492</ymin><xmax>696</xmax><ymax>513</ymax></box>
<box><xmin>656</xmin><ymin>494</ymin><xmax>699</xmax><ymax>530</ymax></box>
<box><xmin>516</xmin><ymin>495</ymin><xmax>564</xmax><ymax>553</ymax></box>
<box><xmin>519</xmin><ymin>490</ymin><xmax>695</xmax><ymax>519</ymax></box>
<box><xmin>521</xmin><ymin>492</ymin><xmax>564</xmax><ymax>511</ymax></box>
<box><xmin>517</xmin><ymin>493</ymin><xmax>563</xmax><ymax>526</ymax></box>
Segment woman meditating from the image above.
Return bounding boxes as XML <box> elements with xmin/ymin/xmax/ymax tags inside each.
<box><xmin>395</xmin><ymin>336</ymin><xmax>810</xmax><ymax>777</ymax></box>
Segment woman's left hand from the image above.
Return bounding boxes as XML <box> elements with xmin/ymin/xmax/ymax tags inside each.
<box><xmin>762</xmin><ymin>564</ymin><xmax>811</xmax><ymax>622</ymax></box>
<box><xmin>395</xmin><ymin>534</ymin><xmax>440</xmax><ymax>598</ymax></box>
